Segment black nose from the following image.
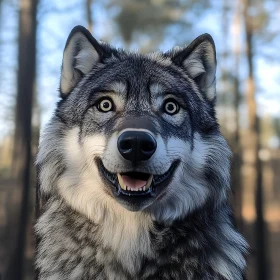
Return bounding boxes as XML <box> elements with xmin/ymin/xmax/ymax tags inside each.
<box><xmin>117</xmin><ymin>131</ymin><xmax>157</xmax><ymax>163</ymax></box>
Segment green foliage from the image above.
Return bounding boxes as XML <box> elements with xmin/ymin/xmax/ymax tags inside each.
<box><xmin>107</xmin><ymin>0</ymin><xmax>210</xmax><ymax>47</ymax></box>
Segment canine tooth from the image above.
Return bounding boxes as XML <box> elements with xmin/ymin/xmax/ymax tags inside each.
<box><xmin>145</xmin><ymin>175</ymin><xmax>153</xmax><ymax>190</ymax></box>
<box><xmin>117</xmin><ymin>174</ymin><xmax>126</xmax><ymax>190</ymax></box>
<box><xmin>143</xmin><ymin>186</ymin><xmax>146</xmax><ymax>191</ymax></box>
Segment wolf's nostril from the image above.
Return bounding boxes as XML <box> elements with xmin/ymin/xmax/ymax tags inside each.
<box><xmin>141</xmin><ymin>142</ymin><xmax>155</xmax><ymax>153</ymax></box>
<box><xmin>120</xmin><ymin>140</ymin><xmax>132</xmax><ymax>151</ymax></box>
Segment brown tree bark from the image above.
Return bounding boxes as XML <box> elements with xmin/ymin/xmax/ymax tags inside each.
<box><xmin>231</xmin><ymin>0</ymin><xmax>243</xmax><ymax>230</ymax></box>
<box><xmin>5</xmin><ymin>0</ymin><xmax>38</xmax><ymax>278</ymax></box>
<box><xmin>86</xmin><ymin>0</ymin><xmax>93</xmax><ymax>33</ymax></box>
<box><xmin>242</xmin><ymin>0</ymin><xmax>268</xmax><ymax>279</ymax></box>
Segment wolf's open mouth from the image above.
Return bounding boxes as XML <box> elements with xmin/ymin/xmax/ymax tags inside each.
<box><xmin>97</xmin><ymin>159</ymin><xmax>179</xmax><ymax>197</ymax></box>
<box><xmin>118</xmin><ymin>172</ymin><xmax>153</xmax><ymax>193</ymax></box>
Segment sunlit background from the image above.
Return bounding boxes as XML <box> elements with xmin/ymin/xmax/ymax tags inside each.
<box><xmin>0</xmin><ymin>0</ymin><xmax>279</xmax><ymax>279</ymax></box>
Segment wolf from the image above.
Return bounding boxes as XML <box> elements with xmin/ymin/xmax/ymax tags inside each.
<box><xmin>35</xmin><ymin>25</ymin><xmax>248</xmax><ymax>280</ymax></box>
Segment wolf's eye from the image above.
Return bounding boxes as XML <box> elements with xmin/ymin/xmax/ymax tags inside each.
<box><xmin>97</xmin><ymin>98</ymin><xmax>114</xmax><ymax>112</ymax></box>
<box><xmin>163</xmin><ymin>99</ymin><xmax>180</xmax><ymax>115</ymax></box>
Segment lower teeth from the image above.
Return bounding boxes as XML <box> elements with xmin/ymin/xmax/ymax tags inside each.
<box><xmin>126</xmin><ymin>186</ymin><xmax>146</xmax><ymax>192</ymax></box>
<box><xmin>117</xmin><ymin>174</ymin><xmax>153</xmax><ymax>192</ymax></box>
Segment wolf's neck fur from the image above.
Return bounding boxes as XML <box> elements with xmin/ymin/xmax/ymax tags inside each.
<box><xmin>36</xmin><ymin>196</ymin><xmax>246</xmax><ymax>280</ymax></box>
<box><xmin>36</xmin><ymin>196</ymin><xmax>153</xmax><ymax>277</ymax></box>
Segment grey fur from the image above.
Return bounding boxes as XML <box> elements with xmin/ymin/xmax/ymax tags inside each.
<box><xmin>35</xmin><ymin>25</ymin><xmax>248</xmax><ymax>279</ymax></box>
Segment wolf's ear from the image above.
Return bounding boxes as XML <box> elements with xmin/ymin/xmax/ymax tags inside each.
<box><xmin>60</xmin><ymin>25</ymin><xmax>105</xmax><ymax>97</ymax></box>
<box><xmin>172</xmin><ymin>34</ymin><xmax>216</xmax><ymax>101</ymax></box>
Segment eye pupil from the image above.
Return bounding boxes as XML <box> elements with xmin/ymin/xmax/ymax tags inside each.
<box><xmin>164</xmin><ymin>100</ymin><xmax>179</xmax><ymax>115</ymax></box>
<box><xmin>103</xmin><ymin>102</ymin><xmax>110</xmax><ymax>108</ymax></box>
<box><xmin>98</xmin><ymin>99</ymin><xmax>113</xmax><ymax>112</ymax></box>
<box><xmin>167</xmin><ymin>103</ymin><xmax>174</xmax><ymax>111</ymax></box>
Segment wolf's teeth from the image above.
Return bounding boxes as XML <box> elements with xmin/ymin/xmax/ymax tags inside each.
<box><xmin>118</xmin><ymin>174</ymin><xmax>153</xmax><ymax>192</ymax></box>
<box><xmin>117</xmin><ymin>174</ymin><xmax>126</xmax><ymax>190</ymax></box>
<box><xmin>145</xmin><ymin>175</ymin><xmax>153</xmax><ymax>190</ymax></box>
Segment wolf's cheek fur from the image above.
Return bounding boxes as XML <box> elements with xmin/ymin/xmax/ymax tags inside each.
<box><xmin>149</xmin><ymin>133</ymin><xmax>230</xmax><ymax>221</ymax></box>
<box><xmin>57</xmin><ymin>127</ymin><xmax>109</xmax><ymax>222</ymax></box>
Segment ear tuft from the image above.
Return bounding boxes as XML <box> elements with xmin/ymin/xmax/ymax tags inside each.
<box><xmin>60</xmin><ymin>25</ymin><xmax>104</xmax><ymax>97</ymax></box>
<box><xmin>172</xmin><ymin>34</ymin><xmax>217</xmax><ymax>101</ymax></box>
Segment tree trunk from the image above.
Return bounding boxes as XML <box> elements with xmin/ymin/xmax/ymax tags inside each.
<box><xmin>86</xmin><ymin>0</ymin><xmax>93</xmax><ymax>33</ymax></box>
<box><xmin>242</xmin><ymin>0</ymin><xmax>268</xmax><ymax>279</ymax></box>
<box><xmin>5</xmin><ymin>0</ymin><xmax>38</xmax><ymax>278</ymax></box>
<box><xmin>231</xmin><ymin>0</ymin><xmax>243</xmax><ymax>230</ymax></box>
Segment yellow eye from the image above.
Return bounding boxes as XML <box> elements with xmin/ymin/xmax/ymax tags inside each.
<box><xmin>97</xmin><ymin>98</ymin><xmax>114</xmax><ymax>112</ymax></box>
<box><xmin>164</xmin><ymin>99</ymin><xmax>179</xmax><ymax>115</ymax></box>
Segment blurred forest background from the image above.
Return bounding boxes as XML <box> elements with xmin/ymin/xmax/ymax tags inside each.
<box><xmin>0</xmin><ymin>0</ymin><xmax>279</xmax><ymax>279</ymax></box>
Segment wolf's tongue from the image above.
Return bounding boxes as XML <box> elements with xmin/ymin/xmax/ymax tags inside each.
<box><xmin>121</xmin><ymin>175</ymin><xmax>147</xmax><ymax>190</ymax></box>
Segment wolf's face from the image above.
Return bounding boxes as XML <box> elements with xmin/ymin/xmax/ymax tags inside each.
<box><xmin>38</xmin><ymin>26</ymin><xmax>231</xmax><ymax>222</ymax></box>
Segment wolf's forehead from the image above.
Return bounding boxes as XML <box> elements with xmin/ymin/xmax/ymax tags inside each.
<box><xmin>107</xmin><ymin>81</ymin><xmax>127</xmax><ymax>95</ymax></box>
<box><xmin>149</xmin><ymin>83</ymin><xmax>165</xmax><ymax>97</ymax></box>
<box><xmin>102</xmin><ymin>80</ymin><xmax>167</xmax><ymax>98</ymax></box>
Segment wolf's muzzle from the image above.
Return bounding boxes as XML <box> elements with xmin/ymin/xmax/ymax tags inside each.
<box><xmin>117</xmin><ymin>131</ymin><xmax>157</xmax><ymax>163</ymax></box>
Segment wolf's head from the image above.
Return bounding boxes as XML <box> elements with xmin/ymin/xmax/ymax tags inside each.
<box><xmin>38</xmin><ymin>26</ymin><xmax>231</xmax><ymax>222</ymax></box>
